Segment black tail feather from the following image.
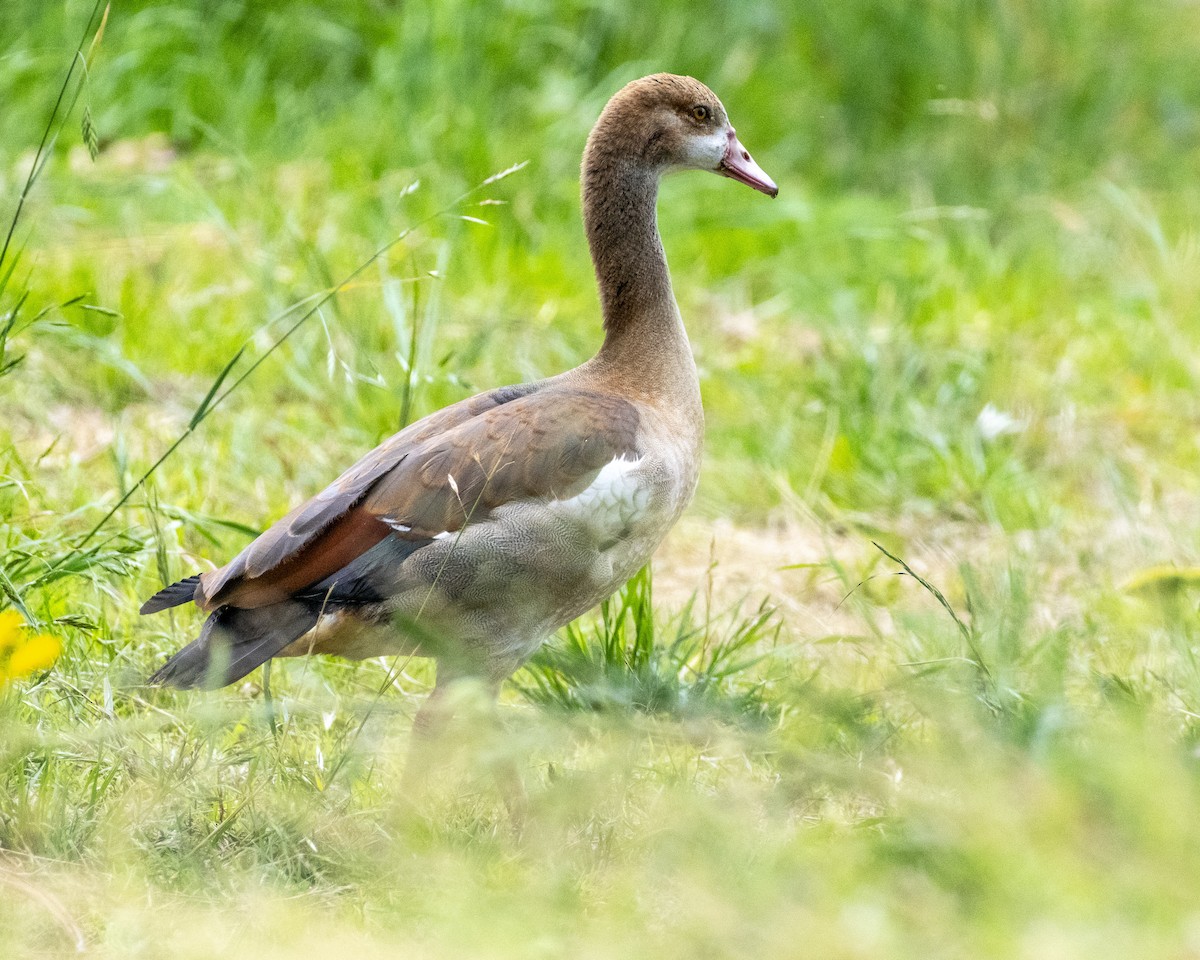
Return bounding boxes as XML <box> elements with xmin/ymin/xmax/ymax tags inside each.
<box><xmin>148</xmin><ymin>601</ymin><xmax>319</xmax><ymax>689</ymax></box>
<box><xmin>140</xmin><ymin>575</ymin><xmax>203</xmax><ymax>615</ymax></box>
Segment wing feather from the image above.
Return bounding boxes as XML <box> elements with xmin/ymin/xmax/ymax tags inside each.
<box><xmin>362</xmin><ymin>388</ymin><xmax>640</xmax><ymax>536</ymax></box>
<box><xmin>193</xmin><ymin>384</ymin><xmax>639</xmax><ymax>611</ymax></box>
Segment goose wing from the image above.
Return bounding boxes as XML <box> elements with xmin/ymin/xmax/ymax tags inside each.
<box><xmin>142</xmin><ymin>384</ymin><xmax>640</xmax><ymax>613</ymax></box>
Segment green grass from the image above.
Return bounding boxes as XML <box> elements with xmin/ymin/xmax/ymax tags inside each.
<box><xmin>3</xmin><ymin>0</ymin><xmax>1200</xmax><ymax>956</ymax></box>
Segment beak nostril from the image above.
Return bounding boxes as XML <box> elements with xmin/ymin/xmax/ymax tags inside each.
<box><xmin>718</xmin><ymin>127</ymin><xmax>777</xmax><ymax>197</ymax></box>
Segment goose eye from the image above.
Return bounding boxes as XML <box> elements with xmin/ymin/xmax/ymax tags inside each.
<box><xmin>690</xmin><ymin>105</ymin><xmax>710</xmax><ymax>122</ymax></box>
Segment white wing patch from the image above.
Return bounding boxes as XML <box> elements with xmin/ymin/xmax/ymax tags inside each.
<box><xmin>381</xmin><ymin>456</ymin><xmax>651</xmax><ymax>544</ymax></box>
<box><xmin>554</xmin><ymin>455</ymin><xmax>650</xmax><ymax>533</ymax></box>
<box><xmin>384</xmin><ymin>516</ymin><xmax>454</xmax><ymax>540</ymax></box>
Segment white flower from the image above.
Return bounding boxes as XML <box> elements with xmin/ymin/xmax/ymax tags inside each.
<box><xmin>976</xmin><ymin>403</ymin><xmax>1025</xmax><ymax>441</ymax></box>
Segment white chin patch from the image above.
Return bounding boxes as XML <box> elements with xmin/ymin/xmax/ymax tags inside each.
<box><xmin>678</xmin><ymin>129</ymin><xmax>727</xmax><ymax>171</ymax></box>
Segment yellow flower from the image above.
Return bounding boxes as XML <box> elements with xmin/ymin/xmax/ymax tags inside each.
<box><xmin>0</xmin><ymin>609</ymin><xmax>24</xmax><ymax>651</ymax></box>
<box><xmin>7</xmin><ymin>633</ymin><xmax>61</xmax><ymax>679</ymax></box>
<box><xmin>0</xmin><ymin>610</ymin><xmax>62</xmax><ymax>684</ymax></box>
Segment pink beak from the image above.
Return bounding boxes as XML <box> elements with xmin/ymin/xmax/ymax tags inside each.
<box><xmin>717</xmin><ymin>128</ymin><xmax>778</xmax><ymax>198</ymax></box>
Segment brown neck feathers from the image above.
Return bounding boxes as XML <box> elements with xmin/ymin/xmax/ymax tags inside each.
<box><xmin>581</xmin><ymin>117</ymin><xmax>678</xmax><ymax>346</ymax></box>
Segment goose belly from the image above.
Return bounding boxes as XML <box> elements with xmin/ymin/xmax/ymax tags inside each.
<box><xmin>313</xmin><ymin>452</ymin><xmax>695</xmax><ymax>670</ymax></box>
<box><xmin>428</xmin><ymin>454</ymin><xmax>685</xmax><ymax>632</ymax></box>
<box><xmin>538</xmin><ymin>453</ymin><xmax>683</xmax><ymax>620</ymax></box>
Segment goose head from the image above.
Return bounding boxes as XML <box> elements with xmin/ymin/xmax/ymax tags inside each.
<box><xmin>585</xmin><ymin>73</ymin><xmax>778</xmax><ymax>198</ymax></box>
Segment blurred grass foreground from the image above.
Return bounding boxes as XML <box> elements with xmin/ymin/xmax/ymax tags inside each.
<box><xmin>3</xmin><ymin>1</ymin><xmax>1200</xmax><ymax>957</ymax></box>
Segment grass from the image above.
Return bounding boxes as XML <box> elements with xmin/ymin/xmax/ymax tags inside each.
<box><xmin>3</xmin><ymin>0</ymin><xmax>1200</xmax><ymax>956</ymax></box>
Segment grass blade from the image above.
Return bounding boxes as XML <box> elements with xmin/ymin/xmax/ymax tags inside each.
<box><xmin>0</xmin><ymin>0</ymin><xmax>107</xmax><ymax>277</ymax></box>
<box><xmin>873</xmin><ymin>540</ymin><xmax>993</xmax><ymax>684</ymax></box>
<box><xmin>189</xmin><ymin>346</ymin><xmax>246</xmax><ymax>429</ymax></box>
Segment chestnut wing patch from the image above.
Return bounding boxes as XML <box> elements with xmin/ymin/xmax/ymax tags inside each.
<box><xmin>196</xmin><ymin>383</ymin><xmax>539</xmax><ymax>609</ymax></box>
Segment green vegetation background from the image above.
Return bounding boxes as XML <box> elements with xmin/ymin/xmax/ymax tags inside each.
<box><xmin>2</xmin><ymin>1</ymin><xmax>1200</xmax><ymax>957</ymax></box>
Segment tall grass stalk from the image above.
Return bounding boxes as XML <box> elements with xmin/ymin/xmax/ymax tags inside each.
<box><xmin>58</xmin><ymin>162</ymin><xmax>528</xmax><ymax>583</ymax></box>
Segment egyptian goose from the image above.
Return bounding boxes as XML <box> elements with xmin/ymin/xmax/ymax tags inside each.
<box><xmin>142</xmin><ymin>74</ymin><xmax>777</xmax><ymax>723</ymax></box>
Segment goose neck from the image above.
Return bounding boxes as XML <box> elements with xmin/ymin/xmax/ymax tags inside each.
<box><xmin>582</xmin><ymin>151</ymin><xmax>682</xmax><ymax>355</ymax></box>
